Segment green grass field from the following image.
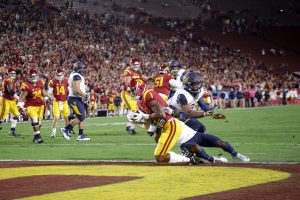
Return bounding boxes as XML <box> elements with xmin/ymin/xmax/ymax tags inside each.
<box><xmin>0</xmin><ymin>105</ymin><xmax>299</xmax><ymax>163</ymax></box>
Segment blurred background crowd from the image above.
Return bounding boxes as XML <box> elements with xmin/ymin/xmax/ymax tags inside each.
<box><xmin>0</xmin><ymin>0</ymin><xmax>299</xmax><ymax>116</ymax></box>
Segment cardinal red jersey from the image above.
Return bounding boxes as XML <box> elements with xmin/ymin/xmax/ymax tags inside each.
<box><xmin>153</xmin><ymin>73</ymin><xmax>174</xmax><ymax>97</ymax></box>
<box><xmin>123</xmin><ymin>68</ymin><xmax>144</xmax><ymax>91</ymax></box>
<box><xmin>137</xmin><ymin>89</ymin><xmax>173</xmax><ymax>123</ymax></box>
<box><xmin>49</xmin><ymin>78</ymin><xmax>68</xmax><ymax>101</ymax></box>
<box><xmin>90</xmin><ymin>93</ymin><xmax>97</xmax><ymax>102</ymax></box>
<box><xmin>21</xmin><ymin>79</ymin><xmax>45</xmax><ymax>107</ymax></box>
<box><xmin>2</xmin><ymin>78</ymin><xmax>17</xmax><ymax>100</ymax></box>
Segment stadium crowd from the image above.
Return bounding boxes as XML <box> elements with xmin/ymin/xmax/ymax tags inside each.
<box><xmin>0</xmin><ymin>2</ymin><xmax>299</xmax><ymax>118</ymax></box>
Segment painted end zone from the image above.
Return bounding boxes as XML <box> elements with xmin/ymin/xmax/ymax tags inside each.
<box><xmin>0</xmin><ymin>162</ymin><xmax>299</xmax><ymax>200</ymax></box>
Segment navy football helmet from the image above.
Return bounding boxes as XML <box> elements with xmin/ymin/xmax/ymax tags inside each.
<box><xmin>168</xmin><ymin>59</ymin><xmax>180</xmax><ymax>77</ymax></box>
<box><xmin>73</xmin><ymin>61</ymin><xmax>86</xmax><ymax>75</ymax></box>
<box><xmin>182</xmin><ymin>72</ymin><xmax>202</xmax><ymax>97</ymax></box>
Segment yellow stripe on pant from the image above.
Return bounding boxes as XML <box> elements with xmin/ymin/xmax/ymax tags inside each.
<box><xmin>154</xmin><ymin>118</ymin><xmax>183</xmax><ymax>156</ymax></box>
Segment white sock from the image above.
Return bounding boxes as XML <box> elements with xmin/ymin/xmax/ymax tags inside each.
<box><xmin>168</xmin><ymin>151</ymin><xmax>190</xmax><ymax>163</ymax></box>
<box><xmin>11</xmin><ymin>119</ymin><xmax>17</xmax><ymax>128</ymax></box>
<box><xmin>52</xmin><ymin>128</ymin><xmax>56</xmax><ymax>134</ymax></box>
<box><xmin>130</xmin><ymin>123</ymin><xmax>135</xmax><ymax>130</ymax></box>
<box><xmin>34</xmin><ymin>131</ymin><xmax>40</xmax><ymax>135</ymax></box>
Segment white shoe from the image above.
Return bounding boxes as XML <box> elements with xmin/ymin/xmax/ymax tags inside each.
<box><xmin>50</xmin><ymin>132</ymin><xmax>56</xmax><ymax>138</ymax></box>
<box><xmin>60</xmin><ymin>128</ymin><xmax>70</xmax><ymax>140</ymax></box>
<box><xmin>235</xmin><ymin>153</ymin><xmax>250</xmax><ymax>162</ymax></box>
<box><xmin>213</xmin><ymin>156</ymin><xmax>228</xmax><ymax>163</ymax></box>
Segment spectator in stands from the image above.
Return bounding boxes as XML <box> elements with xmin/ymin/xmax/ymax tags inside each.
<box><xmin>244</xmin><ymin>87</ymin><xmax>251</xmax><ymax>107</ymax></box>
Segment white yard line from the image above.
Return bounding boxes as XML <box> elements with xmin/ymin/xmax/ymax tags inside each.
<box><xmin>0</xmin><ymin>142</ymin><xmax>299</xmax><ymax>147</ymax></box>
<box><xmin>0</xmin><ymin>159</ymin><xmax>298</xmax><ymax>165</ymax></box>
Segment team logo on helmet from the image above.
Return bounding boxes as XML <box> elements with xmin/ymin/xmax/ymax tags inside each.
<box><xmin>159</xmin><ymin>64</ymin><xmax>170</xmax><ymax>74</ymax></box>
<box><xmin>168</xmin><ymin>59</ymin><xmax>180</xmax><ymax>77</ymax></box>
<box><xmin>7</xmin><ymin>68</ymin><xmax>16</xmax><ymax>79</ymax></box>
<box><xmin>28</xmin><ymin>69</ymin><xmax>39</xmax><ymax>83</ymax></box>
<box><xmin>130</xmin><ymin>58</ymin><xmax>141</xmax><ymax>72</ymax></box>
<box><xmin>73</xmin><ymin>61</ymin><xmax>86</xmax><ymax>75</ymax></box>
<box><xmin>183</xmin><ymin>72</ymin><xmax>202</xmax><ymax>97</ymax></box>
<box><xmin>55</xmin><ymin>69</ymin><xmax>65</xmax><ymax>81</ymax></box>
<box><xmin>129</xmin><ymin>78</ymin><xmax>146</xmax><ymax>99</ymax></box>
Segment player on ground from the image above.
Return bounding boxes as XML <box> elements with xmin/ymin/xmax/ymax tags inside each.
<box><xmin>121</xmin><ymin>58</ymin><xmax>147</xmax><ymax>135</ymax></box>
<box><xmin>128</xmin><ymin>79</ymin><xmax>200</xmax><ymax>164</ymax></box>
<box><xmin>48</xmin><ymin>69</ymin><xmax>69</xmax><ymax>138</ymax></box>
<box><xmin>167</xmin><ymin>72</ymin><xmax>250</xmax><ymax>162</ymax></box>
<box><xmin>0</xmin><ymin>68</ymin><xmax>21</xmax><ymax>136</ymax></box>
<box><xmin>60</xmin><ymin>61</ymin><xmax>90</xmax><ymax>141</ymax></box>
<box><xmin>17</xmin><ymin>69</ymin><xmax>47</xmax><ymax>143</ymax></box>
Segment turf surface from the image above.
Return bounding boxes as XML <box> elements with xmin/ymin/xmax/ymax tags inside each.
<box><xmin>0</xmin><ymin>105</ymin><xmax>299</xmax><ymax>162</ymax></box>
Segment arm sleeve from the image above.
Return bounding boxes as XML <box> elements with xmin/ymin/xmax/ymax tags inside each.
<box><xmin>73</xmin><ymin>75</ymin><xmax>82</xmax><ymax>81</ymax></box>
<box><xmin>197</xmin><ymin>98</ymin><xmax>213</xmax><ymax>112</ymax></box>
<box><xmin>169</xmin><ymin>79</ymin><xmax>182</xmax><ymax>89</ymax></box>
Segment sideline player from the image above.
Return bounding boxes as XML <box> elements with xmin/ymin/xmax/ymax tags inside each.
<box><xmin>60</xmin><ymin>61</ymin><xmax>90</xmax><ymax>141</ymax></box>
<box><xmin>0</xmin><ymin>68</ymin><xmax>21</xmax><ymax>136</ymax></box>
<box><xmin>107</xmin><ymin>92</ymin><xmax>115</xmax><ymax>116</ymax></box>
<box><xmin>121</xmin><ymin>58</ymin><xmax>147</xmax><ymax>135</ymax></box>
<box><xmin>18</xmin><ymin>69</ymin><xmax>47</xmax><ymax>143</ymax></box>
<box><xmin>48</xmin><ymin>69</ymin><xmax>69</xmax><ymax>138</ymax></box>
<box><xmin>89</xmin><ymin>89</ymin><xmax>98</xmax><ymax>118</ymax></box>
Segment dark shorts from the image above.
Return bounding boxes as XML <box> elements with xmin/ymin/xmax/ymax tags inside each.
<box><xmin>181</xmin><ymin>132</ymin><xmax>220</xmax><ymax>149</ymax></box>
<box><xmin>68</xmin><ymin>96</ymin><xmax>85</xmax><ymax>121</ymax></box>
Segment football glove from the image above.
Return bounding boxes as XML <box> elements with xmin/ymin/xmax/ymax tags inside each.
<box><xmin>17</xmin><ymin>102</ymin><xmax>27</xmax><ymax>117</ymax></box>
<box><xmin>147</xmin><ymin>123</ymin><xmax>157</xmax><ymax>137</ymax></box>
<box><xmin>163</xmin><ymin>107</ymin><xmax>174</xmax><ymax>115</ymax></box>
<box><xmin>212</xmin><ymin>113</ymin><xmax>226</xmax><ymax>119</ymax></box>
<box><xmin>131</xmin><ymin>110</ymin><xmax>150</xmax><ymax>123</ymax></box>
<box><xmin>204</xmin><ymin>110</ymin><xmax>214</xmax><ymax>117</ymax></box>
<box><xmin>82</xmin><ymin>94</ymin><xmax>90</xmax><ymax>104</ymax></box>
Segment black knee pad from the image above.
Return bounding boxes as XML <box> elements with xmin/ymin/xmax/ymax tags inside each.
<box><xmin>31</xmin><ymin>122</ymin><xmax>39</xmax><ymax>127</ymax></box>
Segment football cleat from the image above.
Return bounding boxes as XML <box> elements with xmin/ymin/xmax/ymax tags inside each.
<box><xmin>60</xmin><ymin>128</ymin><xmax>70</xmax><ymax>140</ymax></box>
<box><xmin>9</xmin><ymin>129</ymin><xmax>20</xmax><ymax>137</ymax></box>
<box><xmin>129</xmin><ymin>128</ymin><xmax>137</xmax><ymax>135</ymax></box>
<box><xmin>77</xmin><ymin>134</ymin><xmax>90</xmax><ymax>141</ymax></box>
<box><xmin>33</xmin><ymin>134</ymin><xmax>44</xmax><ymax>144</ymax></box>
<box><xmin>181</xmin><ymin>147</ymin><xmax>203</xmax><ymax>165</ymax></box>
<box><xmin>235</xmin><ymin>153</ymin><xmax>250</xmax><ymax>162</ymax></box>
<box><xmin>189</xmin><ymin>155</ymin><xmax>204</xmax><ymax>165</ymax></box>
<box><xmin>213</xmin><ymin>156</ymin><xmax>228</xmax><ymax>163</ymax></box>
<box><xmin>50</xmin><ymin>132</ymin><xmax>56</xmax><ymax>138</ymax></box>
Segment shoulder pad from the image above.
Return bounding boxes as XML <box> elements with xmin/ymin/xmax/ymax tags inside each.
<box><xmin>176</xmin><ymin>93</ymin><xmax>188</xmax><ymax>106</ymax></box>
<box><xmin>73</xmin><ymin>74</ymin><xmax>82</xmax><ymax>81</ymax></box>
